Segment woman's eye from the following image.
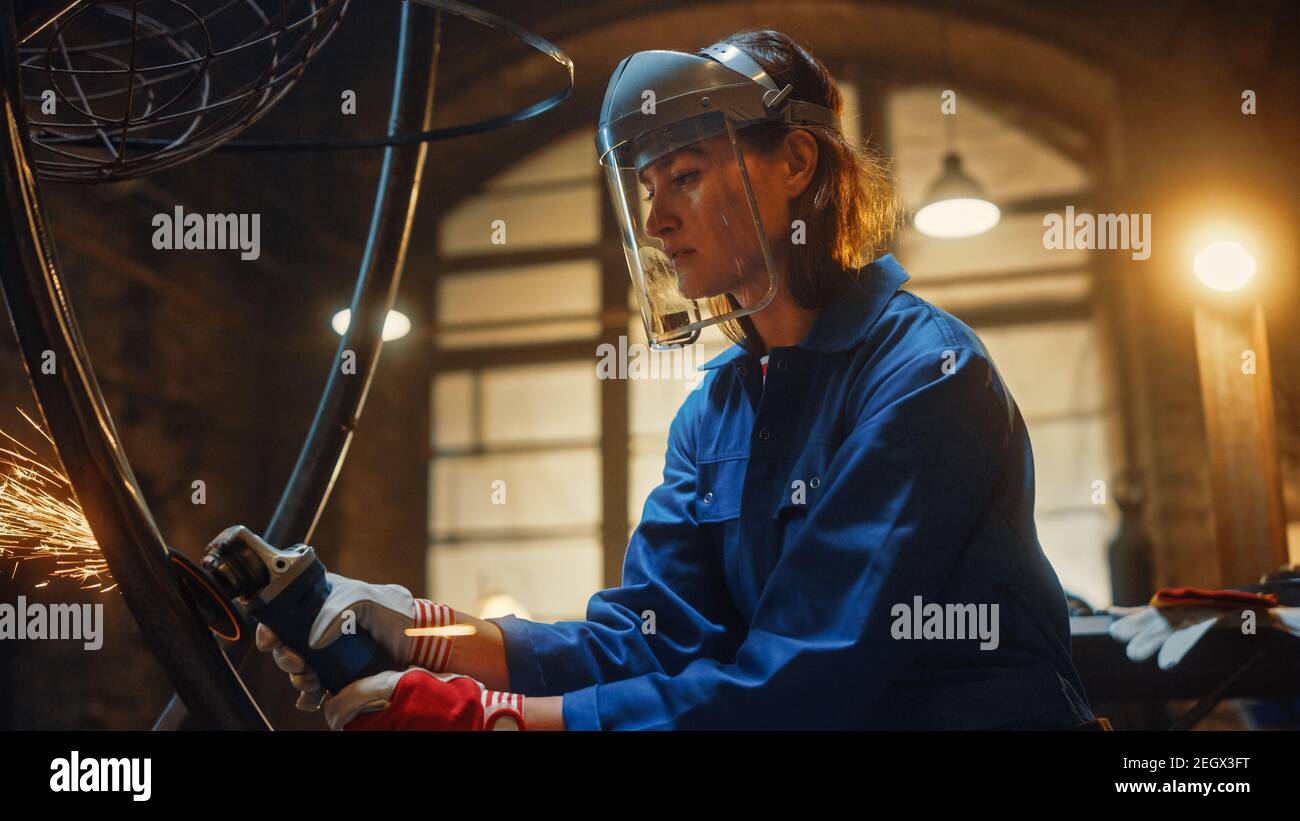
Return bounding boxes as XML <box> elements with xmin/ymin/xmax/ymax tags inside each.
<box><xmin>641</xmin><ymin>170</ymin><xmax>698</xmax><ymax>201</ymax></box>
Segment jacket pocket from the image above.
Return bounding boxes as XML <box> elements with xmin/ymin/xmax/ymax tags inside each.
<box><xmin>695</xmin><ymin>455</ymin><xmax>746</xmax><ymax>523</ymax></box>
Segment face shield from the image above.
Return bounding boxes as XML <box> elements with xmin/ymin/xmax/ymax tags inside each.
<box><xmin>603</xmin><ymin>112</ymin><xmax>779</xmax><ymax>347</ymax></box>
<box><xmin>597</xmin><ymin>43</ymin><xmax>840</xmax><ymax>348</ymax></box>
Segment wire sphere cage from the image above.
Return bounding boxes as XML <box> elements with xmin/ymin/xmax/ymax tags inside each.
<box><xmin>18</xmin><ymin>0</ymin><xmax>350</xmax><ymax>183</ymax></box>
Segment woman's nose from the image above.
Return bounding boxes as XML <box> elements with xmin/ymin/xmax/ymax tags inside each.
<box><xmin>645</xmin><ymin>198</ymin><xmax>676</xmax><ymax>240</ymax></box>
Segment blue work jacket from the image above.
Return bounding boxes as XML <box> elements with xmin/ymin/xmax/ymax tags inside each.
<box><xmin>491</xmin><ymin>253</ymin><xmax>1095</xmax><ymax>730</ymax></box>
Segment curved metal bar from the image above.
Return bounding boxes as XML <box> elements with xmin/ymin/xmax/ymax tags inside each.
<box><xmin>152</xmin><ymin>0</ymin><xmax>442</xmax><ymax>730</ymax></box>
<box><xmin>0</xmin><ymin>1</ymin><xmax>269</xmax><ymax>730</ymax></box>
<box><xmin>33</xmin><ymin>0</ymin><xmax>574</xmax><ymax>156</ymax></box>
<box><xmin>14</xmin><ymin>0</ymin><xmax>77</xmax><ymax>42</ymax></box>
<box><xmin>266</xmin><ymin>2</ymin><xmax>440</xmax><ymax>551</ymax></box>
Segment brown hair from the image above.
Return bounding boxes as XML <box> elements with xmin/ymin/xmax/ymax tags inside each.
<box><xmin>701</xmin><ymin>29</ymin><xmax>901</xmax><ymax>350</ymax></box>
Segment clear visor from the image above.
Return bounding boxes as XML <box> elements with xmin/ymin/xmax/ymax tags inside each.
<box><xmin>601</xmin><ymin>112</ymin><xmax>779</xmax><ymax>348</ymax></box>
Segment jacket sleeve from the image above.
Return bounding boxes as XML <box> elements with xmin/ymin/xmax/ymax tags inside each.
<box><xmin>560</xmin><ymin>347</ymin><xmax>1012</xmax><ymax>729</ymax></box>
<box><xmin>489</xmin><ymin>384</ymin><xmax>746</xmax><ymax>697</ymax></box>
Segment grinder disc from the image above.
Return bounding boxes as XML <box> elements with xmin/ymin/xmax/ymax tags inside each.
<box><xmin>167</xmin><ymin>549</ymin><xmax>243</xmax><ymax>643</ymax></box>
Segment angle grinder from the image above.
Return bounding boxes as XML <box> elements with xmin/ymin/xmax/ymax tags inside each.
<box><xmin>170</xmin><ymin>525</ymin><xmax>397</xmax><ymax>694</ymax></box>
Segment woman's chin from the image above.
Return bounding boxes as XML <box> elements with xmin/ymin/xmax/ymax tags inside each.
<box><xmin>675</xmin><ymin>275</ymin><xmax>703</xmax><ymax>301</ymax></box>
<box><xmin>676</xmin><ymin>268</ymin><xmax>726</xmax><ymax>302</ymax></box>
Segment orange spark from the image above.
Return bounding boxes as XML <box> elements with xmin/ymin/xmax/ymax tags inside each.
<box><xmin>0</xmin><ymin>409</ymin><xmax>109</xmax><ymax>592</ymax></box>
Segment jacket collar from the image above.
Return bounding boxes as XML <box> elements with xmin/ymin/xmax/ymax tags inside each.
<box><xmin>698</xmin><ymin>253</ymin><xmax>910</xmax><ymax>370</ymax></box>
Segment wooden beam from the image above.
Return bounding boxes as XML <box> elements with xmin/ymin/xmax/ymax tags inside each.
<box><xmin>1193</xmin><ymin>300</ymin><xmax>1290</xmax><ymax>584</ymax></box>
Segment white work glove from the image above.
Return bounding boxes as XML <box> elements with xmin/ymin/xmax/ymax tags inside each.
<box><xmin>1109</xmin><ymin>597</ymin><xmax>1300</xmax><ymax>670</ymax></box>
<box><xmin>1270</xmin><ymin>607</ymin><xmax>1300</xmax><ymax>637</ymax></box>
<box><xmin>254</xmin><ymin>572</ymin><xmax>459</xmax><ymax>710</ymax></box>
<box><xmin>1108</xmin><ymin>605</ymin><xmax>1227</xmax><ymax>670</ymax></box>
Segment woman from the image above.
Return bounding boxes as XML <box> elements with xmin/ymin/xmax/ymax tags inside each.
<box><xmin>258</xmin><ymin>29</ymin><xmax>1095</xmax><ymax>730</ymax></box>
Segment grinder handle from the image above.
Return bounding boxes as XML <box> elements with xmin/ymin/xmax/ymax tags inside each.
<box><xmin>252</xmin><ymin>560</ymin><xmax>399</xmax><ymax>693</ymax></box>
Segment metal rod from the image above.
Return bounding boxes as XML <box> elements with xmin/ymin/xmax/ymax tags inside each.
<box><xmin>14</xmin><ymin>0</ymin><xmax>76</xmax><ymax>42</ymax></box>
<box><xmin>265</xmin><ymin>4</ymin><xmax>440</xmax><ymax>549</ymax></box>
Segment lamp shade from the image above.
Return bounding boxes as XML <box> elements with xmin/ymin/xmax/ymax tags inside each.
<box><xmin>913</xmin><ymin>152</ymin><xmax>1001</xmax><ymax>238</ymax></box>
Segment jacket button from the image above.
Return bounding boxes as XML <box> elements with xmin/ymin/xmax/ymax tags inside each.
<box><xmin>757</xmin><ymin>428</ymin><xmax>771</xmax><ymax>441</ymax></box>
<box><xmin>776</xmin><ymin>358</ymin><xmax>789</xmax><ymax>370</ymax></box>
<box><xmin>702</xmin><ymin>492</ymin><xmax>714</xmax><ymax>504</ymax></box>
<box><xmin>737</xmin><ymin>366</ymin><xmax>748</xmax><ymax>376</ymax></box>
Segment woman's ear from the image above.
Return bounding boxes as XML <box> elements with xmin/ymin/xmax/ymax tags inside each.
<box><xmin>782</xmin><ymin>129</ymin><xmax>819</xmax><ymax>200</ymax></box>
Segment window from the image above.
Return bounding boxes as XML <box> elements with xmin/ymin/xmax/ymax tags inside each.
<box><xmin>429</xmin><ymin>130</ymin><xmax>604</xmax><ymax>622</ymax></box>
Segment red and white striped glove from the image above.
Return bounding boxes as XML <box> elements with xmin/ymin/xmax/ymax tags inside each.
<box><xmin>325</xmin><ymin>667</ymin><xmax>526</xmax><ymax>731</ymax></box>
<box><xmin>255</xmin><ymin>572</ymin><xmax>460</xmax><ymax>708</ymax></box>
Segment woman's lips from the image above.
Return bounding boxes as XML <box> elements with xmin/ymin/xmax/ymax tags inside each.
<box><xmin>671</xmin><ymin>249</ymin><xmax>695</xmax><ymax>261</ymax></box>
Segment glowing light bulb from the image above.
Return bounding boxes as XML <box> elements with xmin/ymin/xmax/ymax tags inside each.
<box><xmin>478</xmin><ymin>593</ymin><xmax>531</xmax><ymax>621</ymax></box>
<box><xmin>914</xmin><ymin>197</ymin><xmax>1001</xmax><ymax>239</ymax></box>
<box><xmin>332</xmin><ymin>308</ymin><xmax>411</xmax><ymax>341</ymax></box>
<box><xmin>1193</xmin><ymin>241</ymin><xmax>1256</xmax><ymax>292</ymax></box>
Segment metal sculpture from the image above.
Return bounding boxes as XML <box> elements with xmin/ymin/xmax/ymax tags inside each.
<box><xmin>0</xmin><ymin>0</ymin><xmax>572</xmax><ymax>729</ymax></box>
